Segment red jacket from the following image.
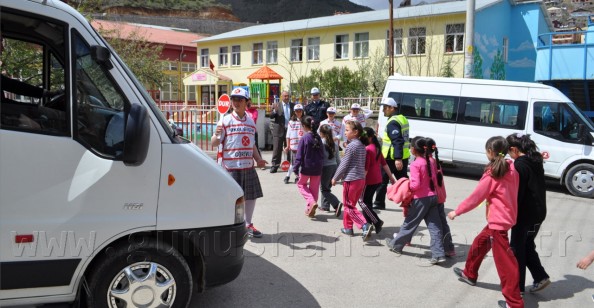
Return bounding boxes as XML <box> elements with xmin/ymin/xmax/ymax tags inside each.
<box><xmin>387</xmin><ymin>178</ymin><xmax>412</xmax><ymax>216</ymax></box>
<box><xmin>453</xmin><ymin>160</ymin><xmax>519</xmax><ymax>231</ymax></box>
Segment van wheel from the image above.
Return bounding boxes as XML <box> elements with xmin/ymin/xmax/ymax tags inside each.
<box><xmin>86</xmin><ymin>240</ymin><xmax>192</xmax><ymax>308</ymax></box>
<box><xmin>564</xmin><ymin>163</ymin><xmax>594</xmax><ymax>198</ymax></box>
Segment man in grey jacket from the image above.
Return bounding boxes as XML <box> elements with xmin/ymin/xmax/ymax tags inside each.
<box><xmin>269</xmin><ymin>91</ymin><xmax>294</xmax><ymax>173</ymax></box>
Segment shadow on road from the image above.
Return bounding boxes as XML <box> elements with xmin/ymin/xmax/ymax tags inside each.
<box><xmin>190</xmin><ymin>250</ymin><xmax>320</xmax><ymax>307</ymax></box>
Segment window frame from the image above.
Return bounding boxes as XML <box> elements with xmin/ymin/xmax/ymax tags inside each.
<box><xmin>354</xmin><ymin>32</ymin><xmax>369</xmax><ymax>58</ymax></box>
<box><xmin>219</xmin><ymin>46</ymin><xmax>229</xmax><ymax>67</ymax></box>
<box><xmin>445</xmin><ymin>23</ymin><xmax>465</xmax><ymax>53</ymax></box>
<box><xmin>307</xmin><ymin>37</ymin><xmax>320</xmax><ymax>61</ymax></box>
<box><xmin>231</xmin><ymin>45</ymin><xmax>241</xmax><ymax>66</ymax></box>
<box><xmin>408</xmin><ymin>27</ymin><xmax>426</xmax><ymax>55</ymax></box>
<box><xmin>200</xmin><ymin>48</ymin><xmax>209</xmax><ymax>68</ymax></box>
<box><xmin>252</xmin><ymin>42</ymin><xmax>263</xmax><ymax>65</ymax></box>
<box><xmin>335</xmin><ymin>34</ymin><xmax>349</xmax><ymax>60</ymax></box>
<box><xmin>385</xmin><ymin>29</ymin><xmax>403</xmax><ymax>56</ymax></box>
<box><xmin>266</xmin><ymin>41</ymin><xmax>278</xmax><ymax>64</ymax></box>
<box><xmin>290</xmin><ymin>38</ymin><xmax>303</xmax><ymax>62</ymax></box>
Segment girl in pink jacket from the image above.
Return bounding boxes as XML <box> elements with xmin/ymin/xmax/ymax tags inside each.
<box><xmin>448</xmin><ymin>136</ymin><xmax>523</xmax><ymax>308</ymax></box>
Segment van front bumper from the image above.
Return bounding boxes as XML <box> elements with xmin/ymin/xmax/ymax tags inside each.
<box><xmin>184</xmin><ymin>222</ymin><xmax>248</xmax><ymax>290</ymax></box>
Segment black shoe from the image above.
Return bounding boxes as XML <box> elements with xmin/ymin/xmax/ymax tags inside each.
<box><xmin>497</xmin><ymin>300</ymin><xmax>507</xmax><ymax>308</ymax></box>
<box><xmin>335</xmin><ymin>203</ymin><xmax>343</xmax><ymax>217</ymax></box>
<box><xmin>283</xmin><ymin>176</ymin><xmax>289</xmax><ymax>184</ymax></box>
<box><xmin>294</xmin><ymin>176</ymin><xmax>299</xmax><ymax>183</ymax></box>
<box><xmin>270</xmin><ymin>166</ymin><xmax>278</xmax><ymax>173</ymax></box>
<box><xmin>384</xmin><ymin>238</ymin><xmax>401</xmax><ymax>255</ymax></box>
<box><xmin>372</xmin><ymin>203</ymin><xmax>385</xmax><ymax>210</ymax></box>
<box><xmin>453</xmin><ymin>267</ymin><xmax>476</xmax><ymax>286</ymax></box>
<box><xmin>375</xmin><ymin>220</ymin><xmax>384</xmax><ymax>234</ymax></box>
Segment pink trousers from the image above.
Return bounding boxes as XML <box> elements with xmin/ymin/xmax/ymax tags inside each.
<box><xmin>342</xmin><ymin>179</ymin><xmax>367</xmax><ymax>230</ymax></box>
<box><xmin>297</xmin><ymin>174</ymin><xmax>321</xmax><ymax>209</ymax></box>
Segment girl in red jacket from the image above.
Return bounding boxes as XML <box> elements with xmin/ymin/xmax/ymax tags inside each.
<box><xmin>448</xmin><ymin>136</ymin><xmax>523</xmax><ymax>308</ymax></box>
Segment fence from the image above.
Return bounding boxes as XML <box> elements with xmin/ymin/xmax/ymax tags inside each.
<box><xmin>160</xmin><ymin>103</ymin><xmax>220</xmax><ymax>151</ymax></box>
<box><xmin>157</xmin><ymin>96</ymin><xmax>382</xmax><ymax>150</ymax></box>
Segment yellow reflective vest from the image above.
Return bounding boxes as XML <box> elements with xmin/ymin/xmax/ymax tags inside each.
<box><xmin>381</xmin><ymin>114</ymin><xmax>410</xmax><ymax>160</ymax></box>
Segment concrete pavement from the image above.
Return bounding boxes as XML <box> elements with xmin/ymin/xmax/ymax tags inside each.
<box><xmin>190</xmin><ymin>150</ymin><xmax>594</xmax><ymax>308</ymax></box>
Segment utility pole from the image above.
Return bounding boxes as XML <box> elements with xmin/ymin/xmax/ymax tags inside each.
<box><xmin>389</xmin><ymin>0</ymin><xmax>394</xmax><ymax>76</ymax></box>
<box><xmin>463</xmin><ymin>0</ymin><xmax>475</xmax><ymax>78</ymax></box>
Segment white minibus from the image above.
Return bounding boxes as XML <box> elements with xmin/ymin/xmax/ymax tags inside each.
<box><xmin>1</xmin><ymin>0</ymin><xmax>246</xmax><ymax>306</ymax></box>
<box><xmin>378</xmin><ymin>75</ymin><xmax>594</xmax><ymax>198</ymax></box>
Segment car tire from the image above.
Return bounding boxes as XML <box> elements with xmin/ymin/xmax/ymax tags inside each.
<box><xmin>86</xmin><ymin>239</ymin><xmax>193</xmax><ymax>308</ymax></box>
<box><xmin>564</xmin><ymin>163</ymin><xmax>594</xmax><ymax>198</ymax></box>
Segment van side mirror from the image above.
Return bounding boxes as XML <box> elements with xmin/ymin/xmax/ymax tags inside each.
<box><xmin>123</xmin><ymin>104</ymin><xmax>150</xmax><ymax>166</ymax></box>
<box><xmin>91</xmin><ymin>45</ymin><xmax>114</xmax><ymax>70</ymax></box>
<box><xmin>578</xmin><ymin>124</ymin><xmax>594</xmax><ymax>145</ymax></box>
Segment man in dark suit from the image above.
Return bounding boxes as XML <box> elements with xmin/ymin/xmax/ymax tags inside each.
<box><xmin>269</xmin><ymin>90</ymin><xmax>294</xmax><ymax>173</ymax></box>
<box><xmin>304</xmin><ymin>87</ymin><xmax>330</xmax><ymax>123</ymax></box>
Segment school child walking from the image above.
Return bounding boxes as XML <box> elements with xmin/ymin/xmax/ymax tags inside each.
<box><xmin>448</xmin><ymin>136</ymin><xmax>523</xmax><ymax>308</ymax></box>
<box><xmin>284</xmin><ymin>104</ymin><xmax>304</xmax><ymax>184</ymax></box>
<box><xmin>385</xmin><ymin>136</ymin><xmax>445</xmax><ymax>265</ymax></box>
<box><xmin>331</xmin><ymin>121</ymin><xmax>374</xmax><ymax>240</ymax></box>
<box><xmin>318</xmin><ymin>124</ymin><xmax>343</xmax><ymax>215</ymax></box>
<box><xmin>293</xmin><ymin>116</ymin><xmax>324</xmax><ymax>218</ymax></box>
<box><xmin>506</xmin><ymin>133</ymin><xmax>550</xmax><ymax>294</ymax></box>
<box><xmin>428</xmin><ymin>139</ymin><xmax>456</xmax><ymax>257</ymax></box>
<box><xmin>362</xmin><ymin>127</ymin><xmax>395</xmax><ymax>234</ymax></box>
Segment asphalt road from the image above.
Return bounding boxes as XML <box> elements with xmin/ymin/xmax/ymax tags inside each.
<box><xmin>190</xmin><ymin>150</ymin><xmax>594</xmax><ymax>308</ymax></box>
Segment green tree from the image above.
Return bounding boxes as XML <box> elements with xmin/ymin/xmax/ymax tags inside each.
<box><xmin>97</xmin><ymin>27</ymin><xmax>166</xmax><ymax>88</ymax></box>
<box><xmin>440</xmin><ymin>57</ymin><xmax>455</xmax><ymax>77</ymax></box>
<box><xmin>472</xmin><ymin>48</ymin><xmax>484</xmax><ymax>79</ymax></box>
<box><xmin>490</xmin><ymin>49</ymin><xmax>506</xmax><ymax>80</ymax></box>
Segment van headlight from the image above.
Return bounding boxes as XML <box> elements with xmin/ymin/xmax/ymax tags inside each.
<box><xmin>235</xmin><ymin>196</ymin><xmax>245</xmax><ymax>224</ymax></box>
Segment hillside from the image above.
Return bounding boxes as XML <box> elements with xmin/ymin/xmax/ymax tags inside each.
<box><xmin>216</xmin><ymin>0</ymin><xmax>372</xmax><ymax>23</ymax></box>
<box><xmin>91</xmin><ymin>0</ymin><xmax>372</xmax><ymax>24</ymax></box>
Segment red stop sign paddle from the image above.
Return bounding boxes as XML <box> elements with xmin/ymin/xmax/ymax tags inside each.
<box><xmin>280</xmin><ymin>160</ymin><xmax>290</xmax><ymax>172</ymax></box>
<box><xmin>218</xmin><ymin>94</ymin><xmax>231</xmax><ymax>114</ymax></box>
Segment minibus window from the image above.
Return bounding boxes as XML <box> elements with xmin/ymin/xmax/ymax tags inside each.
<box><xmin>462</xmin><ymin>98</ymin><xmax>525</xmax><ymax>128</ymax></box>
<box><xmin>73</xmin><ymin>32</ymin><xmax>127</xmax><ymax>158</ymax></box>
<box><xmin>0</xmin><ymin>13</ymin><xmax>68</xmax><ymax>135</ymax></box>
<box><xmin>400</xmin><ymin>93</ymin><xmax>457</xmax><ymax>121</ymax></box>
<box><xmin>534</xmin><ymin>102</ymin><xmax>584</xmax><ymax>142</ymax></box>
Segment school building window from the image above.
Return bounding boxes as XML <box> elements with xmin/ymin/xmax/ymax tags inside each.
<box><xmin>385</xmin><ymin>29</ymin><xmax>403</xmax><ymax>56</ymax></box>
<box><xmin>181</xmin><ymin>63</ymin><xmax>196</xmax><ymax>72</ymax></box>
<box><xmin>253</xmin><ymin>42</ymin><xmax>263</xmax><ymax>65</ymax></box>
<box><xmin>307</xmin><ymin>37</ymin><xmax>320</xmax><ymax>61</ymax></box>
<box><xmin>335</xmin><ymin>34</ymin><xmax>349</xmax><ymax>59</ymax></box>
<box><xmin>200</xmin><ymin>48</ymin><xmax>209</xmax><ymax>68</ymax></box>
<box><xmin>291</xmin><ymin>39</ymin><xmax>303</xmax><ymax>62</ymax></box>
<box><xmin>266</xmin><ymin>41</ymin><xmax>277</xmax><ymax>64</ymax></box>
<box><xmin>445</xmin><ymin>24</ymin><xmax>464</xmax><ymax>53</ymax></box>
<box><xmin>231</xmin><ymin>45</ymin><xmax>241</xmax><ymax>66</ymax></box>
<box><xmin>162</xmin><ymin>61</ymin><xmax>178</xmax><ymax>71</ymax></box>
<box><xmin>219</xmin><ymin>46</ymin><xmax>228</xmax><ymax>67</ymax></box>
<box><xmin>354</xmin><ymin>32</ymin><xmax>369</xmax><ymax>58</ymax></box>
<box><xmin>408</xmin><ymin>27</ymin><xmax>426</xmax><ymax>55</ymax></box>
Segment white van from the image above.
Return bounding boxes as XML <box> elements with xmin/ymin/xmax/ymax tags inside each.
<box><xmin>378</xmin><ymin>75</ymin><xmax>594</xmax><ymax>198</ymax></box>
<box><xmin>0</xmin><ymin>1</ymin><xmax>246</xmax><ymax>307</ymax></box>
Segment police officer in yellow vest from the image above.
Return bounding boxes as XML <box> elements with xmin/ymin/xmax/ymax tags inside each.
<box><xmin>373</xmin><ymin>97</ymin><xmax>410</xmax><ymax>210</ymax></box>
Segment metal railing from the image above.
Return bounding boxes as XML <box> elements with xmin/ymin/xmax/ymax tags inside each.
<box><xmin>157</xmin><ymin>96</ymin><xmax>383</xmax><ymax>150</ymax></box>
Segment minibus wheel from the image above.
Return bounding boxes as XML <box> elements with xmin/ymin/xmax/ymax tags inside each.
<box><xmin>564</xmin><ymin>163</ymin><xmax>594</xmax><ymax>198</ymax></box>
<box><xmin>86</xmin><ymin>239</ymin><xmax>193</xmax><ymax>308</ymax></box>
